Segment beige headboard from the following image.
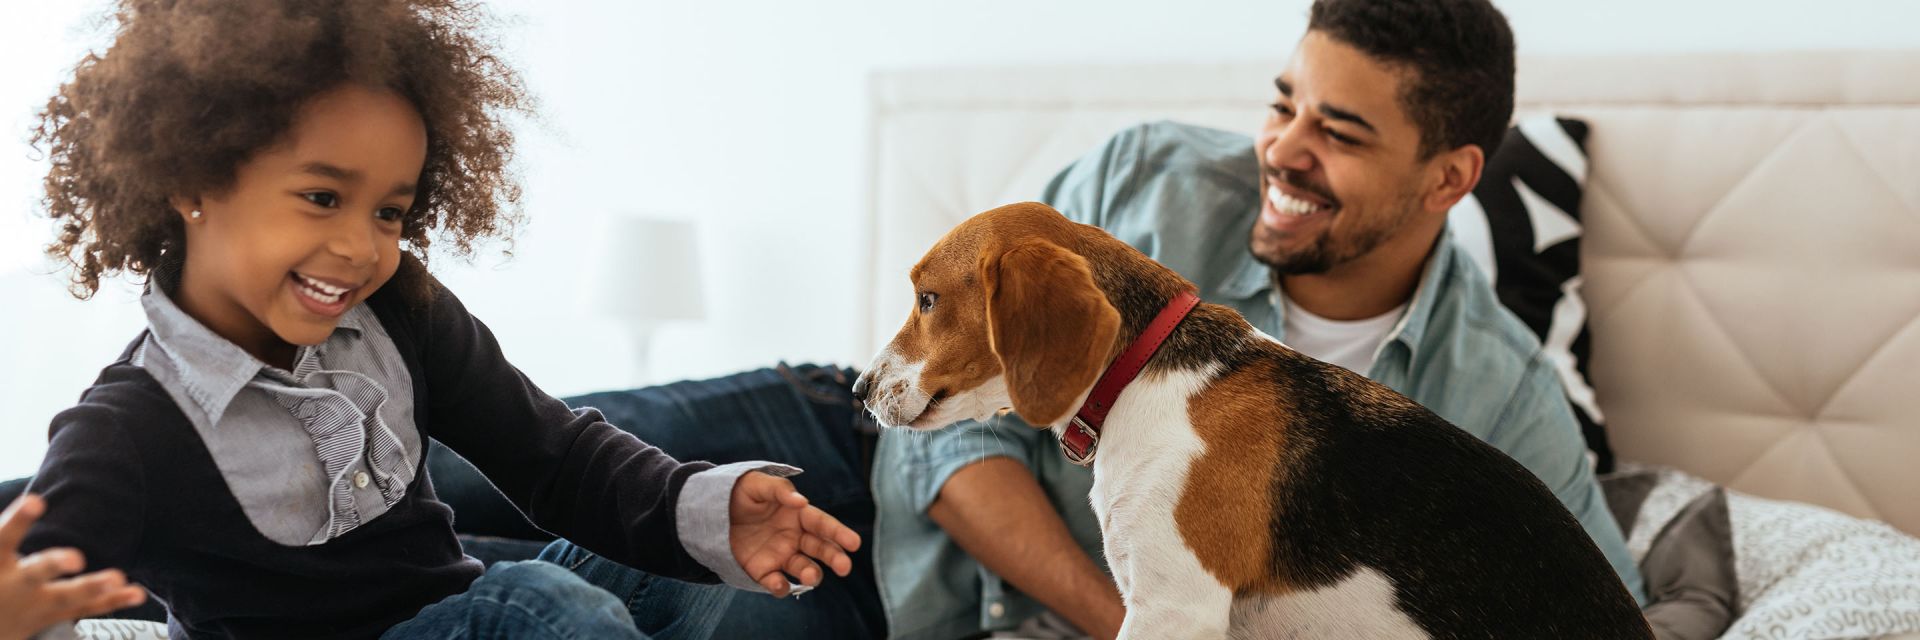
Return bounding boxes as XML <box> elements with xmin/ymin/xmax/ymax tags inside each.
<box><xmin>862</xmin><ymin>52</ymin><xmax>1920</xmax><ymax>535</ymax></box>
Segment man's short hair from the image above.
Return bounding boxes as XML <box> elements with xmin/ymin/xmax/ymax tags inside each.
<box><xmin>1308</xmin><ymin>0</ymin><xmax>1516</xmax><ymax>158</ymax></box>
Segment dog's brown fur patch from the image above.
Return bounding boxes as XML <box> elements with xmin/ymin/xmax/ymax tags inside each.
<box><xmin>1176</xmin><ymin>351</ymin><xmax>1294</xmax><ymax>595</ymax></box>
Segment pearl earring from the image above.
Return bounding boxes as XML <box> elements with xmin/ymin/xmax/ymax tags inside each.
<box><xmin>190</xmin><ymin>210</ymin><xmax>202</xmax><ymax>219</ymax></box>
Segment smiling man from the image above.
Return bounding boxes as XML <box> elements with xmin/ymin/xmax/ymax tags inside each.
<box><xmin>870</xmin><ymin>0</ymin><xmax>1646</xmax><ymax>638</ymax></box>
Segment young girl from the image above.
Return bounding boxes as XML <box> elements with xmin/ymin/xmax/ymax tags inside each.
<box><xmin>18</xmin><ymin>1</ymin><xmax>858</xmax><ymax>638</ymax></box>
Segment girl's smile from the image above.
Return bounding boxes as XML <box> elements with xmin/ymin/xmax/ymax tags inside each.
<box><xmin>288</xmin><ymin>271</ymin><xmax>362</xmax><ymax>317</ymax></box>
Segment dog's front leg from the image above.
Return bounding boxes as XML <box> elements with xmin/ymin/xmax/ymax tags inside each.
<box><xmin>1104</xmin><ymin>511</ymin><xmax>1234</xmax><ymax>639</ymax></box>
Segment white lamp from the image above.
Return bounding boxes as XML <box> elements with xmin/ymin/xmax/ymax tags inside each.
<box><xmin>590</xmin><ymin>215</ymin><xmax>706</xmax><ymax>384</ymax></box>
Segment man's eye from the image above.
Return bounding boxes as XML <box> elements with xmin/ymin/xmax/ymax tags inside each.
<box><xmin>375</xmin><ymin>207</ymin><xmax>405</xmax><ymax>223</ymax></box>
<box><xmin>918</xmin><ymin>292</ymin><xmax>939</xmax><ymax>313</ymax></box>
<box><xmin>1269</xmin><ymin>103</ymin><xmax>1294</xmax><ymax>118</ymax></box>
<box><xmin>302</xmin><ymin>192</ymin><xmax>339</xmax><ymax>208</ymax></box>
<box><xmin>1326</xmin><ymin>128</ymin><xmax>1359</xmax><ymax>145</ymax></box>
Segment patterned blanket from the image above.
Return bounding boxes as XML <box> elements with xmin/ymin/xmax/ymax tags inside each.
<box><xmin>1604</xmin><ymin>464</ymin><xmax>1920</xmax><ymax>639</ymax></box>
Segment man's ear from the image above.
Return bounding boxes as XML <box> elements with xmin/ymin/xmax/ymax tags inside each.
<box><xmin>1424</xmin><ymin>143</ymin><xmax>1485</xmax><ymax>214</ymax></box>
<box><xmin>981</xmin><ymin>240</ymin><xmax>1121</xmax><ymax>426</ymax></box>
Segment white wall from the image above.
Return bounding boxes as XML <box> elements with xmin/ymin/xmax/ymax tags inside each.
<box><xmin>1</xmin><ymin>0</ymin><xmax>1913</xmax><ymax>479</ymax></box>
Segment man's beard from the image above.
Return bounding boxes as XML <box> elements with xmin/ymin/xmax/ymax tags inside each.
<box><xmin>1251</xmin><ymin>224</ymin><xmax>1339</xmax><ymax>275</ymax></box>
<box><xmin>1249</xmin><ymin>190</ymin><xmax>1422</xmax><ymax>276</ymax></box>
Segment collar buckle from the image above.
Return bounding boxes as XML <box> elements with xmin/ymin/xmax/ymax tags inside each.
<box><xmin>1060</xmin><ymin>415</ymin><xmax>1100</xmax><ymax>466</ymax></box>
<box><xmin>1058</xmin><ymin>290</ymin><xmax>1200</xmax><ymax>467</ymax></box>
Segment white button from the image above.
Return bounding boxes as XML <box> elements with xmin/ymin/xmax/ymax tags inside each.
<box><xmin>353</xmin><ymin>471</ymin><xmax>370</xmax><ymax>489</ymax></box>
<box><xmin>988</xmin><ymin>602</ymin><xmax>1005</xmax><ymax>618</ymax></box>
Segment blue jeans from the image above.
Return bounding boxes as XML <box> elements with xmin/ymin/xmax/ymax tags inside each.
<box><xmin>537</xmin><ymin>539</ymin><xmax>882</xmax><ymax>639</ymax></box>
<box><xmin>387</xmin><ymin>536</ymin><xmax>873</xmax><ymax>640</ymax></box>
<box><xmin>555</xmin><ymin>364</ymin><xmax>885</xmax><ymax>639</ymax></box>
<box><xmin>423</xmin><ymin>364</ymin><xmax>886</xmax><ymax>639</ymax></box>
<box><xmin>382</xmin><ymin>560</ymin><xmax>652</xmax><ymax>640</ymax></box>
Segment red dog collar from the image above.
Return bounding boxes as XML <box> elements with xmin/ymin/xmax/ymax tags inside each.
<box><xmin>1060</xmin><ymin>291</ymin><xmax>1201</xmax><ymax>466</ymax></box>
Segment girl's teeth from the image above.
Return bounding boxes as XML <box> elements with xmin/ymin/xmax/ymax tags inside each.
<box><xmin>302</xmin><ymin>285</ymin><xmax>341</xmax><ymax>304</ymax></box>
<box><xmin>297</xmin><ymin>274</ymin><xmax>348</xmax><ymax>295</ymax></box>
<box><xmin>295</xmin><ymin>275</ymin><xmax>346</xmax><ymax>304</ymax></box>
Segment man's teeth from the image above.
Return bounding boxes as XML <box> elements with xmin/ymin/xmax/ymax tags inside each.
<box><xmin>295</xmin><ymin>274</ymin><xmax>348</xmax><ymax>304</ymax></box>
<box><xmin>1268</xmin><ymin>185</ymin><xmax>1331</xmax><ymax>216</ymax></box>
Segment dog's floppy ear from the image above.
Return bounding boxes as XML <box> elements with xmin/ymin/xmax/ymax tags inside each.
<box><xmin>982</xmin><ymin>240</ymin><xmax>1121</xmax><ymax>426</ymax></box>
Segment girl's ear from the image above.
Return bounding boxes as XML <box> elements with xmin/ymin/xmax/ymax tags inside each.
<box><xmin>169</xmin><ymin>196</ymin><xmax>203</xmax><ymax>223</ymax></box>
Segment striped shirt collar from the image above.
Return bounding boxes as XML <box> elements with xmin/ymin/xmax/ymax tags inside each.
<box><xmin>140</xmin><ymin>284</ymin><xmax>373</xmax><ymax>425</ymax></box>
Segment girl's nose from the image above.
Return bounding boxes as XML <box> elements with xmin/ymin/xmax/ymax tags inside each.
<box><xmin>330</xmin><ymin>218</ymin><xmax>381</xmax><ymax>267</ymax></box>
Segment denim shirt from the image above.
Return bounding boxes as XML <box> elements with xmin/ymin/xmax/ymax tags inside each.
<box><xmin>872</xmin><ymin>121</ymin><xmax>1646</xmax><ymax>640</ymax></box>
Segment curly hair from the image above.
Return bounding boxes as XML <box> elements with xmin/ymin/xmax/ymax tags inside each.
<box><xmin>1309</xmin><ymin>0</ymin><xmax>1515</xmax><ymax>159</ymax></box>
<box><xmin>34</xmin><ymin>0</ymin><xmax>529</xmax><ymax>303</ymax></box>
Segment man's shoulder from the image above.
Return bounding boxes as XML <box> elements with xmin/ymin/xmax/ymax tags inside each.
<box><xmin>1055</xmin><ymin>121</ymin><xmax>1263</xmax><ymax>280</ymax></box>
<box><xmin>1400</xmin><ymin>272</ymin><xmax>1569</xmax><ymax>455</ymax></box>
<box><xmin>1110</xmin><ymin>120</ymin><xmax>1258</xmax><ymax>168</ymax></box>
<box><xmin>1415</xmin><ymin>244</ymin><xmax>1557</xmax><ymax>395</ymax></box>
<box><xmin>1091</xmin><ymin>121</ymin><xmax>1259</xmax><ymax>202</ymax></box>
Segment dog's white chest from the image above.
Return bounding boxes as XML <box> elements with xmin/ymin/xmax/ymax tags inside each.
<box><xmin>1086</xmin><ymin>369</ymin><xmax>1211</xmax><ymax>586</ymax></box>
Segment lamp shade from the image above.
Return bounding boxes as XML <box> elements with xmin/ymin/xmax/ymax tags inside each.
<box><xmin>590</xmin><ymin>216</ymin><xmax>706</xmax><ymax>325</ymax></box>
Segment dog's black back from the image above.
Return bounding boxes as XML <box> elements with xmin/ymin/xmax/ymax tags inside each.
<box><xmin>1252</xmin><ymin>343</ymin><xmax>1650</xmax><ymax>638</ymax></box>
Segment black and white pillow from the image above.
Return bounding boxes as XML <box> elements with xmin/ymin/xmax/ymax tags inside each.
<box><xmin>1448</xmin><ymin>115</ymin><xmax>1615</xmax><ymax>473</ymax></box>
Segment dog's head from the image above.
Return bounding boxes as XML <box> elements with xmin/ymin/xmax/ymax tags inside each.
<box><xmin>854</xmin><ymin>202</ymin><xmax>1124</xmax><ymax>431</ymax></box>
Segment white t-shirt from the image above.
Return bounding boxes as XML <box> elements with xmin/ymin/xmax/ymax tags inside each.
<box><xmin>1277</xmin><ymin>291</ymin><xmax>1408</xmax><ymax>376</ymax></box>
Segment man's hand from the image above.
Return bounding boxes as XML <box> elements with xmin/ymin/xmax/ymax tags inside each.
<box><xmin>0</xmin><ymin>494</ymin><xmax>146</xmax><ymax>640</ymax></box>
<box><xmin>728</xmin><ymin>472</ymin><xmax>863</xmax><ymax>597</ymax></box>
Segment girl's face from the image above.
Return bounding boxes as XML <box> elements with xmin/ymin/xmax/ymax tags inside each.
<box><xmin>174</xmin><ymin>84</ymin><xmax>427</xmax><ymax>366</ymax></box>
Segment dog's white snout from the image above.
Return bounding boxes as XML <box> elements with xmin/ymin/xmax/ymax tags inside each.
<box><xmin>859</xmin><ymin>349</ymin><xmax>930</xmax><ymax>429</ymax></box>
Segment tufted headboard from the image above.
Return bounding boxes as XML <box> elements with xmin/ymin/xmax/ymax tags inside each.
<box><xmin>861</xmin><ymin>52</ymin><xmax>1920</xmax><ymax>535</ymax></box>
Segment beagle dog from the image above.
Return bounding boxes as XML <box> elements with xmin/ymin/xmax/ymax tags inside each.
<box><xmin>854</xmin><ymin>203</ymin><xmax>1650</xmax><ymax>639</ymax></box>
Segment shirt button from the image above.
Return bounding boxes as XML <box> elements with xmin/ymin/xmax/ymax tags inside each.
<box><xmin>988</xmin><ymin>602</ymin><xmax>1005</xmax><ymax>618</ymax></box>
<box><xmin>353</xmin><ymin>471</ymin><xmax>370</xmax><ymax>489</ymax></box>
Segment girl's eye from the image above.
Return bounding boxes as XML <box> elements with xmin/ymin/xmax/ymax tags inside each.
<box><xmin>303</xmin><ymin>192</ymin><xmax>339</xmax><ymax>208</ymax></box>
<box><xmin>375</xmin><ymin>207</ymin><xmax>405</xmax><ymax>223</ymax></box>
<box><xmin>1269</xmin><ymin>103</ymin><xmax>1294</xmax><ymax>119</ymax></box>
<box><xmin>918</xmin><ymin>292</ymin><xmax>938</xmax><ymax>314</ymax></box>
<box><xmin>1326</xmin><ymin>128</ymin><xmax>1359</xmax><ymax>145</ymax></box>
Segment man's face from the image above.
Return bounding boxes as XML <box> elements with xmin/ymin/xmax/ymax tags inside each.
<box><xmin>1253</xmin><ymin>31</ymin><xmax>1435</xmax><ymax>275</ymax></box>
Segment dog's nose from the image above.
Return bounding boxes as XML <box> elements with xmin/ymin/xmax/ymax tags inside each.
<box><xmin>850</xmin><ymin>372</ymin><xmax>871</xmax><ymax>403</ymax></box>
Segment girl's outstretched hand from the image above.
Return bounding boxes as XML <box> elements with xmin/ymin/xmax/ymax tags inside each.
<box><xmin>727</xmin><ymin>473</ymin><xmax>862</xmax><ymax>598</ymax></box>
<box><xmin>0</xmin><ymin>494</ymin><xmax>146</xmax><ymax>640</ymax></box>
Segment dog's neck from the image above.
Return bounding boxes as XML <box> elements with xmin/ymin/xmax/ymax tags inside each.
<box><xmin>1078</xmin><ymin>235</ymin><xmax>1261</xmax><ymax>380</ymax></box>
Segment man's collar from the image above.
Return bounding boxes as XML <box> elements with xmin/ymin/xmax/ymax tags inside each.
<box><xmin>1213</xmin><ymin>250</ymin><xmax>1273</xmax><ymax>301</ymax></box>
<box><xmin>1383</xmin><ymin>228</ymin><xmax>1457</xmax><ymax>361</ymax></box>
<box><xmin>1224</xmin><ymin>226</ymin><xmax>1461</xmax><ymax>371</ymax></box>
<box><xmin>140</xmin><ymin>285</ymin><xmax>369</xmax><ymax>424</ymax></box>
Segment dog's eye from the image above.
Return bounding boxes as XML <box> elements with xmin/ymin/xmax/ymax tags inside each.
<box><xmin>918</xmin><ymin>292</ymin><xmax>939</xmax><ymax>314</ymax></box>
